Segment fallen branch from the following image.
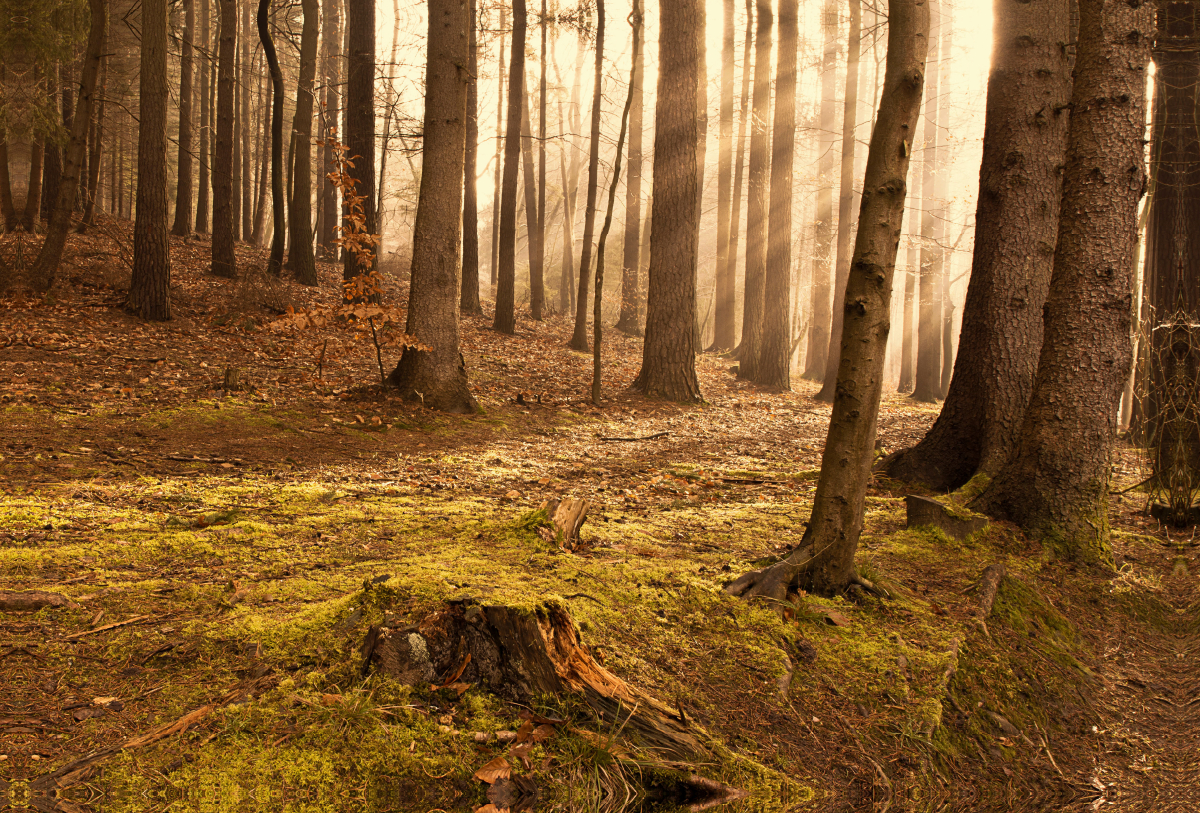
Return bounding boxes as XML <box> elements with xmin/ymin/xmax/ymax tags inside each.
<box><xmin>598</xmin><ymin>431</ymin><xmax>669</xmax><ymax>442</ymax></box>
<box><xmin>63</xmin><ymin>614</ymin><xmax>152</xmax><ymax>641</ymax></box>
<box><xmin>0</xmin><ymin>591</ymin><xmax>80</xmax><ymax>611</ymax></box>
<box><xmin>975</xmin><ymin>563</ymin><xmax>1006</xmax><ymax>623</ymax></box>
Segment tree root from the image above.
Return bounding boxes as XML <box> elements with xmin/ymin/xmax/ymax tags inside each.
<box><xmin>723</xmin><ymin>548</ymin><xmax>891</xmax><ymax>603</ymax></box>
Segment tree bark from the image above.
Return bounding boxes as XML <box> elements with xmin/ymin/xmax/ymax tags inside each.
<box><xmin>737</xmin><ymin>0</ymin><xmax>772</xmax><ymax>380</ymax></box>
<box><xmin>973</xmin><ymin>0</ymin><xmax>1151</xmax><ymax>564</ymax></box>
<box><xmin>912</xmin><ymin>0</ymin><xmax>944</xmax><ymax>402</ymax></box>
<box><xmin>460</xmin><ymin>0</ymin><xmax>482</xmax><ymax>315</ymax></box>
<box><xmin>127</xmin><ymin>0</ymin><xmax>173</xmax><ymax>320</ymax></box>
<box><xmin>211</xmin><ymin>0</ymin><xmax>238</xmax><ymax>277</ymax></box>
<box><xmin>883</xmin><ymin>0</ymin><xmax>1071</xmax><ymax>489</ymax></box>
<box><xmin>388</xmin><ymin>0</ymin><xmax>477</xmax><ymax>414</ymax></box>
<box><xmin>171</xmin><ymin>0</ymin><xmax>195</xmax><ymax>236</ymax></box>
<box><xmin>318</xmin><ymin>0</ymin><xmax>341</xmax><ymax>257</ymax></box>
<box><xmin>727</xmin><ymin>0</ymin><xmax>927</xmax><ymax>598</ymax></box>
<box><xmin>196</xmin><ymin>0</ymin><xmax>211</xmax><ymax>233</ymax></box>
<box><xmin>557</xmin><ymin>45</ymin><xmax>584</xmax><ymax>314</ymax></box>
<box><xmin>493</xmin><ymin>0</ymin><xmax>525</xmax><ymax>334</ymax></box>
<box><xmin>80</xmin><ymin>53</ymin><xmax>106</xmax><ymax>232</ymax></box>
<box><xmin>711</xmin><ymin>0</ymin><xmax>736</xmax><ymax>351</ymax></box>
<box><xmin>259</xmin><ymin>0</ymin><xmax>285</xmax><ymax>276</ymax></box>
<box><xmin>489</xmin><ymin>4</ymin><xmax>506</xmax><ymax>290</ymax></box>
<box><xmin>632</xmin><ymin>0</ymin><xmax>702</xmax><ymax>402</ymax></box>
<box><xmin>0</xmin><ymin>140</ymin><xmax>16</xmax><ymax>232</ymax></box>
<box><xmin>342</xmin><ymin>0</ymin><xmax>377</xmax><ymax>293</ymax></box>
<box><xmin>897</xmin><ymin>170</ymin><xmax>920</xmax><ymax>393</ymax></box>
<box><xmin>615</xmin><ymin>0</ymin><xmax>645</xmax><ymax>336</ymax></box>
<box><xmin>725</xmin><ymin>0</ymin><xmax>753</xmax><ymax>350</ymax></box>
<box><xmin>816</xmin><ymin>0</ymin><xmax>862</xmax><ymax>401</ymax></box>
<box><xmin>42</xmin><ymin>69</ymin><xmax>62</xmax><ymax>225</ymax></box>
<box><xmin>520</xmin><ymin>91</ymin><xmax>545</xmax><ymax>318</ymax></box>
<box><xmin>532</xmin><ymin>0</ymin><xmax>548</xmax><ymax>320</ymax></box>
<box><xmin>568</xmin><ymin>0</ymin><xmax>605</xmax><ymax>351</ymax></box>
<box><xmin>22</xmin><ymin>143</ymin><xmax>44</xmax><ymax>233</ymax></box>
<box><xmin>285</xmin><ymin>0</ymin><xmax>319</xmax><ymax>284</ymax></box>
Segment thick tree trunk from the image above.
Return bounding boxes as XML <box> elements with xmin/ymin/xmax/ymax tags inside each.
<box><xmin>171</xmin><ymin>0</ymin><xmax>195</xmax><ymax>236</ymax></box>
<box><xmin>711</xmin><ymin>0</ymin><xmax>735</xmax><ymax>351</ymax></box>
<box><xmin>568</xmin><ymin>0</ymin><xmax>605</xmax><ymax>351</ymax></box>
<box><xmin>343</xmin><ymin>0</ymin><xmax>377</xmax><ymax>293</ymax></box>
<box><xmin>754</xmin><ymin>0</ymin><xmax>797</xmax><ymax>389</ymax></box>
<box><xmin>493</xmin><ymin>0</ymin><xmax>525</xmax><ymax>334</ymax></box>
<box><xmin>196</xmin><ymin>0</ymin><xmax>211</xmax><ymax>234</ymax></box>
<box><xmin>912</xmin><ymin>0</ymin><xmax>944</xmax><ymax>402</ymax></box>
<box><xmin>615</xmin><ymin>0</ymin><xmax>645</xmax><ymax>336</ymax></box>
<box><xmin>259</xmin><ymin>0</ymin><xmax>285</xmax><ymax>276</ymax></box>
<box><xmin>0</xmin><ymin>141</ymin><xmax>16</xmax><ymax>231</ymax></box>
<box><xmin>211</xmin><ymin>0</ymin><xmax>238</xmax><ymax>277</ymax></box>
<box><xmin>460</xmin><ymin>0</ymin><xmax>482</xmax><ymax>315</ymax></box>
<box><xmin>973</xmin><ymin>0</ymin><xmax>1151</xmax><ymax>564</ymax></box>
<box><xmin>816</xmin><ymin>0</ymin><xmax>862</xmax><ymax>401</ymax></box>
<box><xmin>737</xmin><ymin>0</ymin><xmax>772</xmax><ymax>380</ymax></box>
<box><xmin>632</xmin><ymin>0</ymin><xmax>701</xmax><ymax>402</ymax></box>
<box><xmin>285</xmin><ymin>0</ymin><xmax>319</xmax><ymax>284</ymax></box>
<box><xmin>802</xmin><ymin>0</ymin><xmax>838</xmax><ymax>381</ymax></box>
<box><xmin>23</xmin><ymin>143</ymin><xmax>44</xmax><ymax>233</ymax></box>
<box><xmin>318</xmin><ymin>0</ymin><xmax>341</xmax><ymax>257</ymax></box>
<box><xmin>28</xmin><ymin>0</ymin><xmax>106</xmax><ymax>289</ymax></box>
<box><xmin>388</xmin><ymin>0</ymin><xmax>477</xmax><ymax>414</ymax></box>
<box><xmin>883</xmin><ymin>0</ymin><xmax>1071</xmax><ymax>489</ymax></box>
<box><xmin>727</xmin><ymin>0</ymin><xmax>927</xmax><ymax>598</ymax></box>
<box><xmin>127</xmin><ymin>0</ymin><xmax>173</xmax><ymax>320</ymax></box>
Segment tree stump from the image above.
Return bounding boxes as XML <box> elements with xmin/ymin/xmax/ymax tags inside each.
<box><xmin>538</xmin><ymin>498</ymin><xmax>589</xmax><ymax>548</ymax></box>
<box><xmin>365</xmin><ymin>601</ymin><xmax>705</xmax><ymax>760</ymax></box>
<box><xmin>905</xmin><ymin>495</ymin><xmax>988</xmax><ymax>541</ymax></box>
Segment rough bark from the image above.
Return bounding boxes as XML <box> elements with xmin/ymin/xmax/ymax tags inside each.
<box><xmin>489</xmin><ymin>4</ymin><xmax>506</xmax><ymax>290</ymax></box>
<box><xmin>493</xmin><ymin>0</ymin><xmax>525</xmax><ymax>334</ymax></box>
<box><xmin>196</xmin><ymin>0</ymin><xmax>211</xmax><ymax>233</ymax></box>
<box><xmin>388</xmin><ymin>0</ymin><xmax>477</xmax><ymax>414</ymax></box>
<box><xmin>127</xmin><ymin>0</ymin><xmax>173</xmax><ymax>320</ymax></box>
<box><xmin>318</xmin><ymin>0</ymin><xmax>341</xmax><ymax>257</ymax></box>
<box><xmin>460</xmin><ymin>0</ymin><xmax>483</xmax><ymax>315</ymax></box>
<box><xmin>632</xmin><ymin>0</ymin><xmax>702</xmax><ymax>402</ymax></box>
<box><xmin>569</xmin><ymin>0</ymin><xmax>605</xmax><ymax>351</ymax></box>
<box><xmin>726</xmin><ymin>0</ymin><xmax>753</xmax><ymax>350</ymax></box>
<box><xmin>342</xmin><ymin>0</ymin><xmax>377</xmax><ymax>293</ymax></box>
<box><xmin>533</xmin><ymin>0</ymin><xmax>548</xmax><ymax>320</ymax></box>
<box><xmin>973</xmin><ymin>0</ymin><xmax>1152</xmax><ymax>565</ymax></box>
<box><xmin>615</xmin><ymin>0</ymin><xmax>645</xmax><ymax>336</ymax></box>
<box><xmin>737</xmin><ymin>0</ymin><xmax>772</xmax><ymax>380</ymax></box>
<box><xmin>259</xmin><ymin>0</ymin><xmax>286</xmax><ymax>277</ymax></box>
<box><xmin>711</xmin><ymin>0</ymin><xmax>736</xmax><ymax>351</ymax></box>
<box><xmin>898</xmin><ymin>170</ymin><xmax>920</xmax><ymax>392</ymax></box>
<box><xmin>912</xmin><ymin>0</ymin><xmax>944</xmax><ymax>402</ymax></box>
<box><xmin>171</xmin><ymin>0</ymin><xmax>195</xmax><ymax>236</ymax></box>
<box><xmin>80</xmin><ymin>55</ymin><xmax>105</xmax><ymax>232</ymax></box>
<box><xmin>520</xmin><ymin>93</ymin><xmax>544</xmax><ymax>318</ymax></box>
<box><xmin>816</xmin><ymin>0</ymin><xmax>863</xmax><ymax>401</ymax></box>
<box><xmin>211</xmin><ymin>0</ymin><xmax>238</xmax><ymax>278</ymax></box>
<box><xmin>727</xmin><ymin>0</ymin><xmax>927</xmax><ymax>597</ymax></box>
<box><xmin>883</xmin><ymin>0</ymin><xmax>1071</xmax><ymax>489</ymax></box>
<box><xmin>285</xmin><ymin>0</ymin><xmax>319</xmax><ymax>283</ymax></box>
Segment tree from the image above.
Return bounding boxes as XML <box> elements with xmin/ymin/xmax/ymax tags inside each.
<box><xmin>726</xmin><ymin>0</ymin><xmax>927</xmax><ymax>598</ymax></box>
<box><xmin>881</xmin><ymin>0</ymin><xmax>1071</xmax><ymax>490</ymax></box>
<box><xmin>493</xmin><ymin>0</ymin><xmax>525</xmax><ymax>334</ymax></box>
<box><xmin>754</xmin><ymin>0</ymin><xmax>798</xmax><ymax>389</ymax></box>
<box><xmin>711</xmin><ymin>0</ymin><xmax>736</xmax><ymax>350</ymax></box>
<box><xmin>171</xmin><ymin>0</ymin><xmax>195</xmax><ymax>236</ymax></box>
<box><xmin>318</xmin><ymin>0</ymin><xmax>341</xmax><ymax>257</ymax></box>
<box><xmin>28</xmin><ymin>0</ymin><xmax>106</xmax><ymax>289</ymax></box>
<box><xmin>22</xmin><ymin>143</ymin><xmax>43</xmax><ymax>233</ymax></box>
<box><xmin>569</xmin><ymin>0</ymin><xmax>605</xmax><ymax>352</ymax></box>
<box><xmin>489</xmin><ymin>4</ymin><xmax>507</xmax><ymax>290</ymax></box>
<box><xmin>196</xmin><ymin>0</ymin><xmax>211</xmax><ymax>233</ymax></box>
<box><xmin>389</xmin><ymin>0</ymin><xmax>477</xmax><ymax>414</ymax></box>
<box><xmin>285</xmin><ymin>0</ymin><xmax>319</xmax><ymax>284</ymax></box>
<box><xmin>615</xmin><ymin>0</ymin><xmax>645</xmax><ymax>336</ymax></box>
<box><xmin>343</xmin><ymin>0</ymin><xmax>377</xmax><ymax>294</ymax></box>
<box><xmin>737</xmin><ymin>0</ymin><xmax>772</xmax><ymax>379</ymax></box>
<box><xmin>897</xmin><ymin>171</ymin><xmax>920</xmax><ymax>393</ymax></box>
<box><xmin>520</xmin><ymin>92</ymin><xmax>545</xmax><ymax>318</ymax></box>
<box><xmin>259</xmin><ymin>0</ymin><xmax>286</xmax><ymax>277</ymax></box>
<box><xmin>724</xmin><ymin>0</ymin><xmax>753</xmax><ymax>349</ymax></box>
<box><xmin>631</xmin><ymin>0</ymin><xmax>702</xmax><ymax>402</ymax></box>
<box><xmin>460</xmin><ymin>0</ymin><xmax>483</xmax><ymax>315</ymax></box>
<box><xmin>211</xmin><ymin>0</ymin><xmax>238</xmax><ymax>278</ymax></box>
<box><xmin>127</xmin><ymin>0</ymin><xmax>173</xmax><ymax>320</ymax></box>
<box><xmin>972</xmin><ymin>0</ymin><xmax>1152</xmax><ymax>564</ymax></box>
<box><xmin>912</xmin><ymin>0</ymin><xmax>944</xmax><ymax>402</ymax></box>
<box><xmin>533</xmin><ymin>0</ymin><xmax>548</xmax><ymax>319</ymax></box>
<box><xmin>815</xmin><ymin>0</ymin><xmax>862</xmax><ymax>401</ymax></box>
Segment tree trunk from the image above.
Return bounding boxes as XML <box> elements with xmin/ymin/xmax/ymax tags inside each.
<box><xmin>285</xmin><ymin>0</ymin><xmax>318</xmax><ymax>284</ymax></box>
<box><xmin>725</xmin><ymin>0</ymin><xmax>753</xmax><ymax>350</ymax></box>
<box><xmin>171</xmin><ymin>0</ymin><xmax>195</xmax><ymax>236</ymax></box>
<box><xmin>711</xmin><ymin>0</ymin><xmax>735</xmax><ymax>351</ymax></box>
<box><xmin>260</xmin><ymin>0</ymin><xmax>285</xmax><ymax>277</ymax></box>
<box><xmin>28</xmin><ymin>0</ymin><xmax>106</xmax><ymax>289</ymax></box>
<box><xmin>568</xmin><ymin>0</ymin><xmax>604</xmax><ymax>351</ymax></box>
<box><xmin>754</xmin><ymin>0</ymin><xmax>797</xmax><ymax>389</ymax></box>
<box><xmin>614</xmin><ymin>0</ymin><xmax>645</xmax><ymax>336</ymax></box>
<box><xmin>489</xmin><ymin>4</ymin><xmax>506</xmax><ymax>290</ymax></box>
<box><xmin>231</xmin><ymin>3</ymin><xmax>243</xmax><ymax>241</ymax></box>
<box><xmin>737</xmin><ymin>0</ymin><xmax>772</xmax><ymax>380</ymax></box>
<box><xmin>912</xmin><ymin>0</ymin><xmax>943</xmax><ymax>402</ymax></box>
<box><xmin>972</xmin><ymin>0</ymin><xmax>1151</xmax><ymax>565</ymax></box>
<box><xmin>196</xmin><ymin>0</ymin><xmax>211</xmax><ymax>233</ymax></box>
<box><xmin>343</xmin><ymin>0</ymin><xmax>377</xmax><ymax>293</ymax></box>
<box><xmin>882</xmin><ymin>0</ymin><xmax>1071</xmax><ymax>489</ymax></box>
<box><xmin>23</xmin><ymin>143</ymin><xmax>44</xmax><ymax>233</ymax></box>
<box><xmin>388</xmin><ymin>0</ymin><xmax>477</xmax><ymax>414</ymax></box>
<box><xmin>801</xmin><ymin>0</ymin><xmax>838</xmax><ymax>381</ymax></box>
<box><xmin>252</xmin><ymin>67</ymin><xmax>270</xmax><ymax>246</ymax></box>
<box><xmin>80</xmin><ymin>54</ymin><xmax>106</xmax><ymax>232</ymax></box>
<box><xmin>460</xmin><ymin>0</ymin><xmax>482</xmax><ymax>315</ymax></box>
<box><xmin>532</xmin><ymin>0</ymin><xmax>548</xmax><ymax>320</ymax></box>
<box><xmin>557</xmin><ymin>45</ymin><xmax>584</xmax><ymax>314</ymax></box>
<box><xmin>127</xmin><ymin>0</ymin><xmax>173</xmax><ymax>320</ymax></box>
<box><xmin>211</xmin><ymin>0</ymin><xmax>238</xmax><ymax>277</ymax></box>
<box><xmin>493</xmin><ymin>0</ymin><xmax>525</xmax><ymax>334</ymax></box>
<box><xmin>816</xmin><ymin>0</ymin><xmax>862</xmax><ymax>401</ymax></box>
<box><xmin>42</xmin><ymin>69</ymin><xmax>62</xmax><ymax>225</ymax></box>
<box><xmin>521</xmin><ymin>91</ymin><xmax>545</xmax><ymax>319</ymax></box>
<box><xmin>632</xmin><ymin>0</ymin><xmax>702</xmax><ymax>402</ymax></box>
<box><xmin>318</xmin><ymin>0</ymin><xmax>341</xmax><ymax>257</ymax></box>
<box><xmin>897</xmin><ymin>171</ymin><xmax>920</xmax><ymax>393</ymax></box>
<box><xmin>0</xmin><ymin>140</ymin><xmax>16</xmax><ymax>231</ymax></box>
<box><xmin>727</xmin><ymin>0</ymin><xmax>927</xmax><ymax>598</ymax></box>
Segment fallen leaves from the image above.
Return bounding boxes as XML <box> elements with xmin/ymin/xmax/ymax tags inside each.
<box><xmin>473</xmin><ymin>756</ymin><xmax>511</xmax><ymax>784</ymax></box>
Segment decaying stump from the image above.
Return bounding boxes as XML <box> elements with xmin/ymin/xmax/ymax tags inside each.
<box><xmin>537</xmin><ymin>498</ymin><xmax>589</xmax><ymax>548</ymax></box>
<box><xmin>0</xmin><ymin>591</ymin><xmax>79</xmax><ymax>612</ymax></box>
<box><xmin>905</xmin><ymin>495</ymin><xmax>988</xmax><ymax>541</ymax></box>
<box><xmin>364</xmin><ymin>601</ymin><xmax>705</xmax><ymax>760</ymax></box>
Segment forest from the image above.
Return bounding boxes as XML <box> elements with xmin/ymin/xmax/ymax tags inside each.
<box><xmin>0</xmin><ymin>0</ymin><xmax>1194</xmax><ymax>807</ymax></box>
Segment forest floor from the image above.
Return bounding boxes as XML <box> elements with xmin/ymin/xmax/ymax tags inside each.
<box><xmin>0</xmin><ymin>220</ymin><xmax>1195</xmax><ymax>813</ymax></box>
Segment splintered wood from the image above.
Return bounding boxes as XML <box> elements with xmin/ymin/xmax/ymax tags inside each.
<box><xmin>538</xmin><ymin>498</ymin><xmax>589</xmax><ymax>549</ymax></box>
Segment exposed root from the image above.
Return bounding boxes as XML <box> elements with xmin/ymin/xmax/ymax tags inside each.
<box><xmin>722</xmin><ymin>557</ymin><xmax>806</xmax><ymax>603</ymax></box>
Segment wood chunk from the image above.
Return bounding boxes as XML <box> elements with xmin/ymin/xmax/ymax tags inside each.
<box><xmin>539</xmin><ymin>498</ymin><xmax>589</xmax><ymax>547</ymax></box>
<box><xmin>905</xmin><ymin>495</ymin><xmax>988</xmax><ymax>541</ymax></box>
<box><xmin>0</xmin><ymin>591</ymin><xmax>80</xmax><ymax>612</ymax></box>
<box><xmin>976</xmin><ymin>564</ymin><xmax>1006</xmax><ymax>621</ymax></box>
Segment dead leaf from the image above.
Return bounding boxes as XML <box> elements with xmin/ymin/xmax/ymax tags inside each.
<box><xmin>320</xmin><ymin>693</ymin><xmax>342</xmax><ymax>706</ymax></box>
<box><xmin>474</xmin><ymin>756</ymin><xmax>511</xmax><ymax>784</ymax></box>
<box><xmin>823</xmin><ymin>610</ymin><xmax>851</xmax><ymax>627</ymax></box>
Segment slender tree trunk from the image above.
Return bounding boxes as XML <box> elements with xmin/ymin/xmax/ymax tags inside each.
<box><xmin>196</xmin><ymin>0</ymin><xmax>211</xmax><ymax>233</ymax></box>
<box><xmin>318</xmin><ymin>0</ymin><xmax>341</xmax><ymax>256</ymax></box>
<box><xmin>693</xmin><ymin>0</ymin><xmax>708</xmax><ymax>349</ymax></box>
<box><xmin>24</xmin><ymin>143</ymin><xmax>44</xmax><ymax>231</ymax></box>
<box><xmin>973</xmin><ymin>0</ymin><xmax>1151</xmax><ymax>564</ymax></box>
<box><xmin>936</xmin><ymin>8</ymin><xmax>955</xmax><ymax>395</ymax></box>
<box><xmin>521</xmin><ymin>90</ymin><xmax>545</xmax><ymax>318</ymax></box>
<box><xmin>727</xmin><ymin>0</ymin><xmax>927</xmax><ymax>599</ymax></box>
<box><xmin>172</xmin><ymin>0</ymin><xmax>195</xmax><ymax>235</ymax></box>
<box><xmin>460</xmin><ymin>0</ymin><xmax>483</xmax><ymax>314</ymax></box>
<box><xmin>240</xmin><ymin>3</ymin><xmax>252</xmax><ymax>241</ymax></box>
<box><xmin>343</xmin><ymin>0</ymin><xmax>377</xmax><ymax>293</ymax></box>
<box><xmin>252</xmin><ymin>67</ymin><xmax>270</xmax><ymax>245</ymax></box>
<box><xmin>259</xmin><ymin>0</ymin><xmax>285</xmax><ymax>276</ymax></box>
<box><xmin>711</xmin><ymin>0</ymin><xmax>736</xmax><ymax>351</ymax></box>
<box><xmin>376</xmin><ymin>0</ymin><xmax>402</xmax><ymax>256</ymax></box>
<box><xmin>80</xmin><ymin>54</ymin><xmax>106</xmax><ymax>231</ymax></box>
<box><xmin>285</xmin><ymin>0</ymin><xmax>319</xmax><ymax>283</ymax></box>
<box><xmin>802</xmin><ymin>0</ymin><xmax>838</xmax><ymax>381</ymax></box>
<box><xmin>614</xmin><ymin>0</ymin><xmax>645</xmax><ymax>336</ymax></box>
<box><xmin>42</xmin><ymin>68</ymin><xmax>62</xmax><ymax>224</ymax></box>
<box><xmin>737</xmin><ymin>0</ymin><xmax>772</xmax><ymax>380</ymax></box>
<box><xmin>898</xmin><ymin>170</ymin><xmax>920</xmax><ymax>393</ymax></box>
<box><xmin>568</xmin><ymin>0</ymin><xmax>604</xmax><ymax>350</ymax></box>
<box><xmin>0</xmin><ymin>141</ymin><xmax>16</xmax><ymax>231</ymax></box>
<box><xmin>489</xmin><ymin>4</ymin><xmax>507</xmax><ymax>290</ymax></box>
<box><xmin>912</xmin><ymin>0</ymin><xmax>943</xmax><ymax>402</ymax></box>
<box><xmin>211</xmin><ymin>0</ymin><xmax>238</xmax><ymax>277</ymax></box>
<box><xmin>29</xmin><ymin>0</ymin><xmax>106</xmax><ymax>288</ymax></box>
<box><xmin>557</xmin><ymin>45</ymin><xmax>584</xmax><ymax>314</ymax></box>
<box><xmin>816</xmin><ymin>0</ymin><xmax>862</xmax><ymax>400</ymax></box>
<box><xmin>632</xmin><ymin>0</ymin><xmax>701</xmax><ymax>401</ymax></box>
<box><xmin>389</xmin><ymin>0</ymin><xmax>477</xmax><ymax>412</ymax></box>
<box><xmin>532</xmin><ymin>0</ymin><xmax>547</xmax><ymax>319</ymax></box>
<box><xmin>128</xmin><ymin>0</ymin><xmax>173</xmax><ymax>320</ymax></box>
<box><xmin>726</xmin><ymin>0</ymin><xmax>753</xmax><ymax>350</ymax></box>
<box><xmin>755</xmin><ymin>0</ymin><xmax>796</xmax><ymax>388</ymax></box>
<box><xmin>493</xmin><ymin>0</ymin><xmax>525</xmax><ymax>333</ymax></box>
